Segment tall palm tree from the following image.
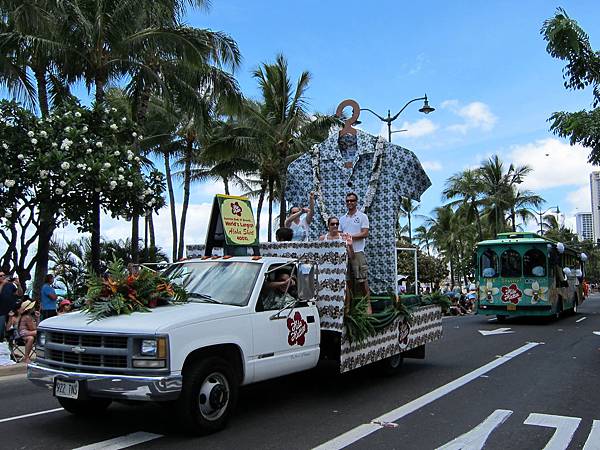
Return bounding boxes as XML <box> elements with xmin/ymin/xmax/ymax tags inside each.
<box><xmin>443</xmin><ymin>168</ymin><xmax>485</xmax><ymax>240</ymax></box>
<box><xmin>399</xmin><ymin>197</ymin><xmax>420</xmax><ymax>244</ymax></box>
<box><xmin>414</xmin><ymin>225</ymin><xmax>434</xmax><ymax>256</ymax></box>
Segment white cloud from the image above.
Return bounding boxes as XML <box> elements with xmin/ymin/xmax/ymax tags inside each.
<box><xmin>443</xmin><ymin>100</ymin><xmax>497</xmax><ymax>134</ymax></box>
<box><xmin>421</xmin><ymin>160</ymin><xmax>443</xmax><ymax>171</ymax></box>
<box><xmin>508</xmin><ymin>138</ymin><xmax>594</xmax><ymax>190</ymax></box>
<box><xmin>379</xmin><ymin>118</ymin><xmax>438</xmax><ymax>141</ymax></box>
<box><xmin>566</xmin><ymin>185</ymin><xmax>592</xmax><ymax>213</ymax></box>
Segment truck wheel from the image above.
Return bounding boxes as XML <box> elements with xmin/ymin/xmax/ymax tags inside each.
<box><xmin>378</xmin><ymin>353</ymin><xmax>404</xmax><ymax>376</ymax></box>
<box><xmin>496</xmin><ymin>315</ymin><xmax>507</xmax><ymax>322</ymax></box>
<box><xmin>57</xmin><ymin>397</ymin><xmax>112</xmax><ymax>415</ymax></box>
<box><xmin>177</xmin><ymin>356</ymin><xmax>239</xmax><ymax>435</ymax></box>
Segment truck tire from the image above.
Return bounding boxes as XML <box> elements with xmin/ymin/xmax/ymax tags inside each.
<box><xmin>177</xmin><ymin>356</ymin><xmax>239</xmax><ymax>435</ymax></box>
<box><xmin>57</xmin><ymin>397</ymin><xmax>112</xmax><ymax>415</ymax></box>
<box><xmin>496</xmin><ymin>315</ymin><xmax>507</xmax><ymax>322</ymax></box>
<box><xmin>378</xmin><ymin>353</ymin><xmax>404</xmax><ymax>376</ymax></box>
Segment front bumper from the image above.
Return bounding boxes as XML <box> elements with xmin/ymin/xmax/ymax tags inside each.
<box><xmin>27</xmin><ymin>362</ymin><xmax>182</xmax><ymax>401</ymax></box>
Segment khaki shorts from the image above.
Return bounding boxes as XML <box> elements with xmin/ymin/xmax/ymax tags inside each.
<box><xmin>347</xmin><ymin>251</ymin><xmax>368</xmax><ymax>282</ymax></box>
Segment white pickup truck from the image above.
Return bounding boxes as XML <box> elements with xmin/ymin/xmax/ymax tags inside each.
<box><xmin>28</xmin><ymin>243</ymin><xmax>443</xmax><ymax>435</ymax></box>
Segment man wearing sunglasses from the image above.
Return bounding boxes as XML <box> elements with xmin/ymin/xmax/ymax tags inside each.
<box><xmin>339</xmin><ymin>192</ymin><xmax>370</xmax><ymax>312</ymax></box>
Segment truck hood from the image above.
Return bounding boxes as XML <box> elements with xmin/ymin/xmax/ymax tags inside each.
<box><xmin>39</xmin><ymin>303</ymin><xmax>247</xmax><ymax>334</ymax></box>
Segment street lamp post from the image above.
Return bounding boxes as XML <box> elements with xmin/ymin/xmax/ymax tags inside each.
<box><xmin>524</xmin><ymin>206</ymin><xmax>560</xmax><ymax>235</ymax></box>
<box><xmin>360</xmin><ymin>95</ymin><xmax>435</xmax><ymax>142</ymax></box>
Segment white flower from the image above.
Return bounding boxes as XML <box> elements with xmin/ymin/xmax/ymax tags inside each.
<box><xmin>60</xmin><ymin>138</ymin><xmax>72</xmax><ymax>150</ymax></box>
<box><xmin>96</xmin><ymin>141</ymin><xmax>103</xmax><ymax>148</ymax></box>
<box><xmin>4</xmin><ymin>179</ymin><xmax>15</xmax><ymax>188</ymax></box>
<box><xmin>75</xmin><ymin>112</ymin><xmax>81</xmax><ymax>118</ymax></box>
<box><xmin>110</xmin><ymin>124</ymin><xmax>118</xmax><ymax>131</ymax></box>
<box><xmin>127</xmin><ymin>181</ymin><xmax>133</xmax><ymax>187</ymax></box>
<box><xmin>144</xmin><ymin>188</ymin><xmax>152</xmax><ymax>195</ymax></box>
<box><xmin>148</xmin><ymin>198</ymin><xmax>155</xmax><ymax>206</ymax></box>
<box><xmin>2</xmin><ymin>143</ymin><xmax>7</xmax><ymax>149</ymax></box>
<box><xmin>113</xmin><ymin>151</ymin><xmax>120</xmax><ymax>156</ymax></box>
<box><xmin>132</xmin><ymin>132</ymin><xmax>138</xmax><ymax>138</ymax></box>
<box><xmin>51</xmin><ymin>142</ymin><xmax>58</xmax><ymax>148</ymax></box>
<box><xmin>4</xmin><ymin>211</ymin><xmax>11</xmax><ymax>218</ymax></box>
<box><xmin>104</xmin><ymin>162</ymin><xmax>111</xmax><ymax>168</ymax></box>
<box><xmin>64</xmin><ymin>126</ymin><xmax>71</xmax><ymax>132</ymax></box>
<box><xmin>86</xmin><ymin>148</ymin><xmax>93</xmax><ymax>154</ymax></box>
<box><xmin>55</xmin><ymin>188</ymin><xmax>63</xmax><ymax>195</ymax></box>
<box><xmin>76</xmin><ymin>163</ymin><xmax>84</xmax><ymax>169</ymax></box>
<box><xmin>87</xmin><ymin>167</ymin><xmax>92</xmax><ymax>172</ymax></box>
<box><xmin>39</xmin><ymin>130</ymin><xmax>48</xmax><ymax>138</ymax></box>
<box><xmin>17</xmin><ymin>154</ymin><xmax>24</xmax><ymax>160</ymax></box>
<box><xmin>59</xmin><ymin>181</ymin><xmax>67</xmax><ymax>187</ymax></box>
<box><xmin>39</xmin><ymin>170</ymin><xmax>49</xmax><ymax>179</ymax></box>
<box><xmin>118</xmin><ymin>175</ymin><xmax>124</xmax><ymax>181</ymax></box>
<box><xmin>111</xmin><ymin>107</ymin><xmax>117</xmax><ymax>112</ymax></box>
<box><xmin>30</xmin><ymin>138</ymin><xmax>38</xmax><ymax>145</ymax></box>
<box><xmin>104</xmin><ymin>108</ymin><xmax>110</xmax><ymax>114</ymax></box>
<box><xmin>134</xmin><ymin>156</ymin><xmax>140</xmax><ymax>162</ymax></box>
<box><xmin>121</xmin><ymin>117</ymin><xmax>127</xmax><ymax>123</ymax></box>
<box><xmin>118</xmin><ymin>167</ymin><xmax>124</xmax><ymax>173</ymax></box>
<box><xmin>61</xmin><ymin>162</ymin><xmax>70</xmax><ymax>170</ymax></box>
<box><xmin>138</xmin><ymin>135</ymin><xmax>143</xmax><ymax>140</ymax></box>
<box><xmin>109</xmin><ymin>180</ymin><xmax>117</xmax><ymax>190</ymax></box>
<box><xmin>127</xmin><ymin>155</ymin><xmax>133</xmax><ymax>161</ymax></box>
<box><xmin>82</xmin><ymin>126</ymin><xmax>88</xmax><ymax>133</ymax></box>
<box><xmin>94</xmin><ymin>187</ymin><xmax>101</xmax><ymax>192</ymax></box>
<box><xmin>27</xmin><ymin>131</ymin><xmax>34</xmax><ymax>137</ymax></box>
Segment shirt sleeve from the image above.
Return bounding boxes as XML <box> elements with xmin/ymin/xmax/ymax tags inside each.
<box><xmin>361</xmin><ymin>213</ymin><xmax>370</xmax><ymax>229</ymax></box>
<box><xmin>389</xmin><ymin>143</ymin><xmax>432</xmax><ymax>202</ymax></box>
<box><xmin>286</xmin><ymin>154</ymin><xmax>312</xmax><ymax>209</ymax></box>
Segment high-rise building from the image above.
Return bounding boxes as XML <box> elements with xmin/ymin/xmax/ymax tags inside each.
<box><xmin>576</xmin><ymin>212</ymin><xmax>593</xmax><ymax>241</ymax></box>
<box><xmin>590</xmin><ymin>171</ymin><xmax>600</xmax><ymax>242</ymax></box>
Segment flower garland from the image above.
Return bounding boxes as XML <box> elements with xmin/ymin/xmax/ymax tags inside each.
<box><xmin>311</xmin><ymin>135</ymin><xmax>386</xmax><ymax>225</ymax></box>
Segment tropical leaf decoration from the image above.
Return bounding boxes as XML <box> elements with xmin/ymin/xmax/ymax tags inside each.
<box><xmin>344</xmin><ymin>296</ymin><xmax>375</xmax><ymax>343</ymax></box>
<box><xmin>420</xmin><ymin>291</ymin><xmax>452</xmax><ymax>314</ymax></box>
<box><xmin>81</xmin><ymin>258</ymin><xmax>188</xmax><ymax>322</ymax></box>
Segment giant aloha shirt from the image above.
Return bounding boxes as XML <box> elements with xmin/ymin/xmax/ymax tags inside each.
<box><xmin>286</xmin><ymin>129</ymin><xmax>431</xmax><ymax>294</ymax></box>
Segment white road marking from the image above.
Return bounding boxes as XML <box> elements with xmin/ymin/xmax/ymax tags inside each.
<box><xmin>524</xmin><ymin>413</ymin><xmax>581</xmax><ymax>450</ymax></box>
<box><xmin>72</xmin><ymin>432</ymin><xmax>163</xmax><ymax>450</ymax></box>
<box><xmin>478</xmin><ymin>328</ymin><xmax>514</xmax><ymax>336</ymax></box>
<box><xmin>0</xmin><ymin>407</ymin><xmax>64</xmax><ymax>424</ymax></box>
<box><xmin>583</xmin><ymin>420</ymin><xmax>600</xmax><ymax>450</ymax></box>
<box><xmin>313</xmin><ymin>342</ymin><xmax>541</xmax><ymax>450</ymax></box>
<box><xmin>436</xmin><ymin>409</ymin><xmax>513</xmax><ymax>450</ymax></box>
<box><xmin>576</xmin><ymin>317</ymin><xmax>587</xmax><ymax>323</ymax></box>
<box><xmin>593</xmin><ymin>331</ymin><xmax>600</xmax><ymax>336</ymax></box>
<box><xmin>488</xmin><ymin>318</ymin><xmax>497</xmax><ymax>322</ymax></box>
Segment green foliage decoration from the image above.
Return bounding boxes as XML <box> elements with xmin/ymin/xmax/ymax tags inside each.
<box><xmin>81</xmin><ymin>258</ymin><xmax>188</xmax><ymax>322</ymax></box>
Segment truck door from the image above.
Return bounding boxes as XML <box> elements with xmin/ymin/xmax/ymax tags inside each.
<box><xmin>251</xmin><ymin>268</ymin><xmax>320</xmax><ymax>382</ymax></box>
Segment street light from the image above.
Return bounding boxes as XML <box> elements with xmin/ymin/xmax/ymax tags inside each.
<box><xmin>360</xmin><ymin>95</ymin><xmax>435</xmax><ymax>142</ymax></box>
<box><xmin>523</xmin><ymin>206</ymin><xmax>560</xmax><ymax>235</ymax></box>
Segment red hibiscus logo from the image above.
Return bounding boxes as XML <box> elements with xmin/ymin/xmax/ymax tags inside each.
<box><xmin>231</xmin><ymin>202</ymin><xmax>242</xmax><ymax>217</ymax></box>
<box><xmin>287</xmin><ymin>311</ymin><xmax>308</xmax><ymax>346</ymax></box>
<box><xmin>501</xmin><ymin>283</ymin><xmax>522</xmax><ymax>304</ymax></box>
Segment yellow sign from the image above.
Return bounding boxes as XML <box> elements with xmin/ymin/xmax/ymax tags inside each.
<box><xmin>218</xmin><ymin>195</ymin><xmax>258</xmax><ymax>246</ymax></box>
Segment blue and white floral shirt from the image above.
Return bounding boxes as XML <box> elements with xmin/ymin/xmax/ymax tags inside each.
<box><xmin>286</xmin><ymin>130</ymin><xmax>431</xmax><ymax>294</ymax></box>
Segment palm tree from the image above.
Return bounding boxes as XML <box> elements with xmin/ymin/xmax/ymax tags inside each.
<box><xmin>414</xmin><ymin>225</ymin><xmax>434</xmax><ymax>256</ymax></box>
<box><xmin>399</xmin><ymin>197</ymin><xmax>420</xmax><ymax>244</ymax></box>
<box><xmin>443</xmin><ymin>168</ymin><xmax>485</xmax><ymax>240</ymax></box>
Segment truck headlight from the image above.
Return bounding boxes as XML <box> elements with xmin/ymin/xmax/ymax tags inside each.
<box><xmin>141</xmin><ymin>339</ymin><xmax>158</xmax><ymax>356</ymax></box>
<box><xmin>133</xmin><ymin>336</ymin><xmax>168</xmax><ymax>368</ymax></box>
<box><xmin>38</xmin><ymin>331</ymin><xmax>46</xmax><ymax>348</ymax></box>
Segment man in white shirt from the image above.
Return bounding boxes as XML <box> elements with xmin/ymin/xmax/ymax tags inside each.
<box><xmin>339</xmin><ymin>192</ymin><xmax>370</xmax><ymax>313</ymax></box>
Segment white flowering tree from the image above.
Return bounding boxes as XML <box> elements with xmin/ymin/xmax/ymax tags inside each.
<box><xmin>0</xmin><ymin>99</ymin><xmax>166</xmax><ymax>295</ymax></box>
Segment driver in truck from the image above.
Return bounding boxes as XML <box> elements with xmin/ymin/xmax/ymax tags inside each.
<box><xmin>262</xmin><ymin>272</ymin><xmax>296</xmax><ymax>311</ymax></box>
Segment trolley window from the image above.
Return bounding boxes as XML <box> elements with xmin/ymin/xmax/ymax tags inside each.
<box><xmin>523</xmin><ymin>249</ymin><xmax>546</xmax><ymax>277</ymax></box>
<box><xmin>501</xmin><ymin>249</ymin><xmax>522</xmax><ymax>277</ymax></box>
<box><xmin>480</xmin><ymin>249</ymin><xmax>498</xmax><ymax>278</ymax></box>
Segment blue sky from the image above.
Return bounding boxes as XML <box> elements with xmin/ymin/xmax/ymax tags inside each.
<box><xmin>45</xmin><ymin>1</ymin><xmax>600</xmax><ymax>252</ymax></box>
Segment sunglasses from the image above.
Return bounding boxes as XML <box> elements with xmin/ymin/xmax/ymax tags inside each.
<box><xmin>346</xmin><ymin>199</ymin><xmax>357</xmax><ymax>203</ymax></box>
<box><xmin>329</xmin><ymin>222</ymin><xmax>339</xmax><ymax>226</ymax></box>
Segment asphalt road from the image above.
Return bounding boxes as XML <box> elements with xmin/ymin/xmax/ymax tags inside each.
<box><xmin>2</xmin><ymin>295</ymin><xmax>600</xmax><ymax>449</ymax></box>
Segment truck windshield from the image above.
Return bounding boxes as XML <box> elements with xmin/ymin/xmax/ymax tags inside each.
<box><xmin>165</xmin><ymin>262</ymin><xmax>261</xmax><ymax>307</ymax></box>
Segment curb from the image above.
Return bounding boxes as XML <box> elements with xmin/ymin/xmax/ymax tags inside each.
<box><xmin>0</xmin><ymin>363</ymin><xmax>27</xmax><ymax>377</ymax></box>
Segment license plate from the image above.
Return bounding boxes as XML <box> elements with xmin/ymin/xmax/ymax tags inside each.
<box><xmin>54</xmin><ymin>378</ymin><xmax>79</xmax><ymax>399</ymax></box>
<box><xmin>507</xmin><ymin>304</ymin><xmax>517</xmax><ymax>311</ymax></box>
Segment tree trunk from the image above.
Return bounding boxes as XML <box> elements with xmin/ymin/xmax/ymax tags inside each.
<box><xmin>131</xmin><ymin>210</ymin><xmax>139</xmax><ymax>263</ymax></box>
<box><xmin>511</xmin><ymin>208</ymin><xmax>516</xmax><ymax>232</ymax></box>
<box><xmin>148</xmin><ymin>212</ymin><xmax>156</xmax><ymax>261</ymax></box>
<box><xmin>34</xmin><ymin>67</ymin><xmax>49</xmax><ymax>118</ymax></box>
<box><xmin>177</xmin><ymin>141</ymin><xmax>193</xmax><ymax>260</ymax></box>
<box><xmin>223</xmin><ymin>176</ymin><xmax>230</xmax><ymax>195</ymax></box>
<box><xmin>144</xmin><ymin>213</ymin><xmax>149</xmax><ymax>258</ymax></box>
<box><xmin>278</xmin><ymin>157</ymin><xmax>287</xmax><ymax>228</ymax></box>
<box><xmin>164</xmin><ymin>151</ymin><xmax>178</xmax><ymax>262</ymax></box>
<box><xmin>32</xmin><ymin>206</ymin><xmax>55</xmax><ymax>300</ymax></box>
<box><xmin>90</xmin><ymin>191</ymin><xmax>102</xmax><ymax>274</ymax></box>
<box><xmin>256</xmin><ymin>181</ymin><xmax>267</xmax><ymax>238</ymax></box>
<box><xmin>268</xmin><ymin>177</ymin><xmax>274</xmax><ymax>242</ymax></box>
<box><xmin>408</xmin><ymin>211</ymin><xmax>412</xmax><ymax>244</ymax></box>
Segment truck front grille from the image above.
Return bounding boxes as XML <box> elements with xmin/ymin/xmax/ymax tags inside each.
<box><xmin>41</xmin><ymin>331</ymin><xmax>130</xmax><ymax>373</ymax></box>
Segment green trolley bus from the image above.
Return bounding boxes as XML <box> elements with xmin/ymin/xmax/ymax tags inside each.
<box><xmin>475</xmin><ymin>232</ymin><xmax>586</xmax><ymax>320</ymax></box>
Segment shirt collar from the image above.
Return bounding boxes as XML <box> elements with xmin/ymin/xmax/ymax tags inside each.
<box><xmin>319</xmin><ymin>129</ymin><xmax>379</xmax><ymax>161</ymax></box>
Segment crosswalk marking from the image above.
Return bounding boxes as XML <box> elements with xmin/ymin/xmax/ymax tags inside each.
<box><xmin>583</xmin><ymin>420</ymin><xmax>600</xmax><ymax>450</ymax></box>
<box><xmin>436</xmin><ymin>409</ymin><xmax>513</xmax><ymax>450</ymax></box>
<box><xmin>72</xmin><ymin>432</ymin><xmax>163</xmax><ymax>450</ymax></box>
<box><xmin>524</xmin><ymin>413</ymin><xmax>581</xmax><ymax>450</ymax></box>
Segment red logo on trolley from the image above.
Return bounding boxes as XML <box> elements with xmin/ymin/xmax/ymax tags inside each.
<box><xmin>501</xmin><ymin>284</ymin><xmax>522</xmax><ymax>304</ymax></box>
<box><xmin>287</xmin><ymin>311</ymin><xmax>308</xmax><ymax>346</ymax></box>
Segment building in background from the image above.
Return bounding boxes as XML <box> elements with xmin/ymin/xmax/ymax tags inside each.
<box><xmin>590</xmin><ymin>172</ymin><xmax>600</xmax><ymax>242</ymax></box>
<box><xmin>576</xmin><ymin>212</ymin><xmax>593</xmax><ymax>241</ymax></box>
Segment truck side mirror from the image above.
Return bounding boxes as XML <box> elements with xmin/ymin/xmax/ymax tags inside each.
<box><xmin>297</xmin><ymin>263</ymin><xmax>318</xmax><ymax>301</ymax></box>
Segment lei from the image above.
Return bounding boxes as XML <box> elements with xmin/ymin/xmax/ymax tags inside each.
<box><xmin>311</xmin><ymin>135</ymin><xmax>386</xmax><ymax>225</ymax></box>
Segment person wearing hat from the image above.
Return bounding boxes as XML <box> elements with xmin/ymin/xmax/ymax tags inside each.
<box><xmin>57</xmin><ymin>299</ymin><xmax>72</xmax><ymax>315</ymax></box>
<box><xmin>18</xmin><ymin>300</ymin><xmax>37</xmax><ymax>364</ymax></box>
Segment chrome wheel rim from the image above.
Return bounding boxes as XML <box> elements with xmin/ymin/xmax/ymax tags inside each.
<box><xmin>198</xmin><ymin>371</ymin><xmax>230</xmax><ymax>421</ymax></box>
